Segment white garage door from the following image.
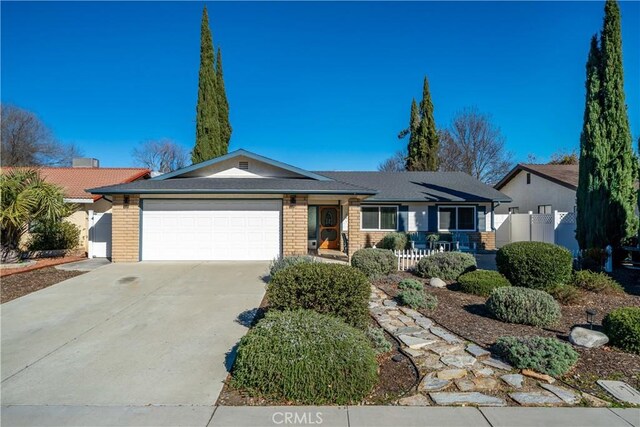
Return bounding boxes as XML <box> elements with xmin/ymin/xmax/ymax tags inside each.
<box><xmin>141</xmin><ymin>199</ymin><xmax>281</xmax><ymax>261</ymax></box>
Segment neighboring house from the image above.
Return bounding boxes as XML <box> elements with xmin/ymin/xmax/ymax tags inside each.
<box><xmin>88</xmin><ymin>149</ymin><xmax>510</xmax><ymax>262</ymax></box>
<box><xmin>494</xmin><ymin>164</ymin><xmax>578</xmax><ymax>214</ymax></box>
<box><xmin>2</xmin><ymin>159</ymin><xmax>150</xmax><ymax>258</ymax></box>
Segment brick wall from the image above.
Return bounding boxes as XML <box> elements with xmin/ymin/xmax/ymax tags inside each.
<box><xmin>111</xmin><ymin>195</ymin><xmax>140</xmax><ymax>262</ymax></box>
<box><xmin>283</xmin><ymin>195</ymin><xmax>308</xmax><ymax>256</ymax></box>
<box><xmin>362</xmin><ymin>231</ymin><xmax>388</xmax><ymax>248</ymax></box>
<box><xmin>347</xmin><ymin>199</ymin><xmax>363</xmax><ymax>257</ymax></box>
<box><xmin>469</xmin><ymin>232</ymin><xmax>496</xmax><ymax>250</ymax></box>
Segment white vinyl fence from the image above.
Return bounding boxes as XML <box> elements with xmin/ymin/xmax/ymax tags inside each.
<box><xmin>495</xmin><ymin>211</ymin><xmax>579</xmax><ymax>252</ymax></box>
<box><xmin>394</xmin><ymin>249</ymin><xmax>436</xmax><ymax>271</ymax></box>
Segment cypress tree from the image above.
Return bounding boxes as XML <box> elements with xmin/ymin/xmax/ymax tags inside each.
<box><xmin>577</xmin><ymin>36</ymin><xmax>606</xmax><ymax>249</ymax></box>
<box><xmin>599</xmin><ymin>0</ymin><xmax>637</xmax><ymax>249</ymax></box>
<box><xmin>193</xmin><ymin>6</ymin><xmax>222</xmax><ymax>164</ymax></box>
<box><xmin>216</xmin><ymin>48</ymin><xmax>232</xmax><ymax>151</ymax></box>
<box><xmin>405</xmin><ymin>77</ymin><xmax>439</xmax><ymax>171</ymax></box>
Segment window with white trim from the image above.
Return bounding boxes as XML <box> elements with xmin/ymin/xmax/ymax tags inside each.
<box><xmin>361</xmin><ymin>206</ymin><xmax>398</xmax><ymax>231</ymax></box>
<box><xmin>538</xmin><ymin>205</ymin><xmax>552</xmax><ymax>214</ymax></box>
<box><xmin>438</xmin><ymin>206</ymin><xmax>476</xmax><ymax>231</ymax></box>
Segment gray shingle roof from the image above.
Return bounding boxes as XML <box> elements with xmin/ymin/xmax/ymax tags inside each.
<box><xmin>315</xmin><ymin>171</ymin><xmax>511</xmax><ymax>202</ymax></box>
<box><xmin>88</xmin><ymin>177</ymin><xmax>376</xmax><ymax>195</ymax></box>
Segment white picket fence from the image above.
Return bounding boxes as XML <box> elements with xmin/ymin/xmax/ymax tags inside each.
<box><xmin>394</xmin><ymin>249</ymin><xmax>436</xmax><ymax>271</ymax></box>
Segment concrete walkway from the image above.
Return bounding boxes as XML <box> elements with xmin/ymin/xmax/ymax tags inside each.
<box><xmin>55</xmin><ymin>257</ymin><xmax>111</xmax><ymax>271</ymax></box>
<box><xmin>1</xmin><ymin>405</ymin><xmax>638</xmax><ymax>426</ymax></box>
<box><xmin>1</xmin><ymin>262</ymin><xmax>267</xmax><ymax>408</ymax></box>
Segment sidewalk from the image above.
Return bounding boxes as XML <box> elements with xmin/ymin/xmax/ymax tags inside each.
<box><xmin>2</xmin><ymin>405</ymin><xmax>638</xmax><ymax>427</ymax></box>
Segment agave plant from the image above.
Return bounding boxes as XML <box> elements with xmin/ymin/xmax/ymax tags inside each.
<box><xmin>0</xmin><ymin>169</ymin><xmax>73</xmax><ymax>263</ymax></box>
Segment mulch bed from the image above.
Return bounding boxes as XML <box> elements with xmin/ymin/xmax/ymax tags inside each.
<box><xmin>375</xmin><ymin>268</ymin><xmax>640</xmax><ymax>400</ymax></box>
<box><xmin>1</xmin><ymin>267</ymin><xmax>86</xmax><ymax>303</ymax></box>
<box><xmin>0</xmin><ymin>256</ymin><xmax>85</xmax><ymax>277</ymax></box>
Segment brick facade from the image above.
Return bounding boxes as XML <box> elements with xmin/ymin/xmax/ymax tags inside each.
<box><xmin>469</xmin><ymin>232</ymin><xmax>496</xmax><ymax>250</ymax></box>
<box><xmin>283</xmin><ymin>195</ymin><xmax>308</xmax><ymax>256</ymax></box>
<box><xmin>111</xmin><ymin>195</ymin><xmax>140</xmax><ymax>262</ymax></box>
<box><xmin>347</xmin><ymin>199</ymin><xmax>364</xmax><ymax>257</ymax></box>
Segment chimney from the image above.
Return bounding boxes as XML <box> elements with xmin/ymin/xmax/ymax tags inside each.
<box><xmin>72</xmin><ymin>158</ymin><xmax>99</xmax><ymax>168</ymax></box>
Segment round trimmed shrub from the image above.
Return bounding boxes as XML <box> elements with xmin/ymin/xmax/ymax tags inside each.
<box><xmin>415</xmin><ymin>252</ymin><xmax>476</xmax><ymax>281</ymax></box>
<box><xmin>494</xmin><ymin>336</ymin><xmax>578</xmax><ymax>377</ymax></box>
<box><xmin>232</xmin><ymin>310</ymin><xmax>378</xmax><ymax>404</ymax></box>
<box><xmin>269</xmin><ymin>255</ymin><xmax>316</xmax><ymax>277</ymax></box>
<box><xmin>458</xmin><ymin>270</ymin><xmax>510</xmax><ymax>297</ymax></box>
<box><xmin>571</xmin><ymin>270</ymin><xmax>624</xmax><ymax>294</ymax></box>
<box><xmin>378</xmin><ymin>232</ymin><xmax>409</xmax><ymax>250</ymax></box>
<box><xmin>603</xmin><ymin>307</ymin><xmax>640</xmax><ymax>354</ymax></box>
<box><xmin>547</xmin><ymin>284</ymin><xmax>581</xmax><ymax>305</ymax></box>
<box><xmin>350</xmin><ymin>248</ymin><xmax>396</xmax><ymax>279</ymax></box>
<box><xmin>496</xmin><ymin>242</ymin><xmax>572</xmax><ymax>291</ymax></box>
<box><xmin>398</xmin><ymin>278</ymin><xmax>424</xmax><ymax>291</ymax></box>
<box><xmin>397</xmin><ymin>289</ymin><xmax>437</xmax><ymax>310</ymax></box>
<box><xmin>268</xmin><ymin>263</ymin><xmax>370</xmax><ymax>329</ymax></box>
<box><xmin>486</xmin><ymin>287</ymin><xmax>561</xmax><ymax>327</ymax></box>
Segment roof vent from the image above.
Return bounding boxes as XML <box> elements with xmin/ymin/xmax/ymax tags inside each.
<box><xmin>72</xmin><ymin>158</ymin><xmax>99</xmax><ymax>168</ymax></box>
<box><xmin>239</xmin><ymin>161</ymin><xmax>249</xmax><ymax>170</ymax></box>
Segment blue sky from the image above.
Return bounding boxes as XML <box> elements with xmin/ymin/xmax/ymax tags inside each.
<box><xmin>2</xmin><ymin>1</ymin><xmax>639</xmax><ymax>169</ymax></box>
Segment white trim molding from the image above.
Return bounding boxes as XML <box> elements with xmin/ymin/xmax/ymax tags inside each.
<box><xmin>437</xmin><ymin>205</ymin><xmax>476</xmax><ymax>232</ymax></box>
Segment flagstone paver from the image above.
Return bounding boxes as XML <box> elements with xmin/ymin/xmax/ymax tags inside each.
<box><xmin>371</xmin><ymin>286</ymin><xmax>585</xmax><ymax>407</ymax></box>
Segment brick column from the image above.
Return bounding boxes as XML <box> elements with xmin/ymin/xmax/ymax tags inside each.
<box><xmin>111</xmin><ymin>195</ymin><xmax>140</xmax><ymax>262</ymax></box>
<box><xmin>347</xmin><ymin>198</ymin><xmax>363</xmax><ymax>258</ymax></box>
<box><xmin>282</xmin><ymin>195</ymin><xmax>308</xmax><ymax>256</ymax></box>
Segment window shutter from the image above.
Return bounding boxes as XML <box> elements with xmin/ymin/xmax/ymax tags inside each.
<box><xmin>477</xmin><ymin>206</ymin><xmax>486</xmax><ymax>231</ymax></box>
<box><xmin>398</xmin><ymin>206</ymin><xmax>409</xmax><ymax>231</ymax></box>
<box><xmin>428</xmin><ymin>206</ymin><xmax>438</xmax><ymax>232</ymax></box>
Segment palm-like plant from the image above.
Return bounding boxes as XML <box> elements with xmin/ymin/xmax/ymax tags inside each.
<box><xmin>1</xmin><ymin>169</ymin><xmax>73</xmax><ymax>263</ymax></box>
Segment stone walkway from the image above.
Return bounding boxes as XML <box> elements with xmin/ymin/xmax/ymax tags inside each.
<box><xmin>370</xmin><ymin>286</ymin><xmax>608</xmax><ymax>407</ymax></box>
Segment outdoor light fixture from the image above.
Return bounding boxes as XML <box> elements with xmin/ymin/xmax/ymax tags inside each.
<box><xmin>290</xmin><ymin>196</ymin><xmax>296</xmax><ymax>205</ymax></box>
<box><xmin>123</xmin><ymin>195</ymin><xmax>130</xmax><ymax>206</ymax></box>
<box><xmin>586</xmin><ymin>309</ymin><xmax>597</xmax><ymax>329</ymax></box>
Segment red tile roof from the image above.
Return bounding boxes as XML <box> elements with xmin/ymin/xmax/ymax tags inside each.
<box><xmin>1</xmin><ymin>167</ymin><xmax>150</xmax><ymax>201</ymax></box>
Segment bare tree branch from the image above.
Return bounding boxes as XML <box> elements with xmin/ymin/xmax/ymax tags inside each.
<box><xmin>378</xmin><ymin>150</ymin><xmax>407</xmax><ymax>172</ymax></box>
<box><xmin>132</xmin><ymin>139</ymin><xmax>189</xmax><ymax>174</ymax></box>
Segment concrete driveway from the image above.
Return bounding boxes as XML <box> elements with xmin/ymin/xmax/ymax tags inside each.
<box><xmin>1</xmin><ymin>262</ymin><xmax>267</xmax><ymax>417</ymax></box>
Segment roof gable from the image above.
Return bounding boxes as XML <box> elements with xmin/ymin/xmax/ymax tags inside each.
<box><xmin>495</xmin><ymin>164</ymin><xmax>578</xmax><ymax>191</ymax></box>
<box><xmin>154</xmin><ymin>149</ymin><xmax>332</xmax><ymax>181</ymax></box>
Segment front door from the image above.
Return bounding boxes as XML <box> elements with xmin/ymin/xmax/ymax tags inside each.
<box><xmin>319</xmin><ymin>207</ymin><xmax>340</xmax><ymax>249</ymax></box>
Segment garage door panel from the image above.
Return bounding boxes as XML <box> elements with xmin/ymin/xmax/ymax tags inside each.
<box><xmin>142</xmin><ymin>200</ymin><xmax>281</xmax><ymax>261</ymax></box>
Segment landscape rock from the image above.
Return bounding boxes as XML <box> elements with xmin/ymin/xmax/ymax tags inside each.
<box><xmin>509</xmin><ymin>392</ymin><xmax>563</xmax><ymax>406</ymax></box>
<box><xmin>384</xmin><ymin>300</ymin><xmax>398</xmax><ymax>307</ymax></box>
<box><xmin>500</xmin><ymin>374</ymin><xmax>524</xmax><ymax>389</ymax></box>
<box><xmin>416</xmin><ymin>355</ymin><xmax>445</xmax><ymax>371</ymax></box>
<box><xmin>397</xmin><ymin>315</ymin><xmax>413</xmax><ymax>324</ymax></box>
<box><xmin>398</xmin><ymin>334</ymin><xmax>433</xmax><ymax>349</ymax></box>
<box><xmin>522</xmin><ymin>369</ymin><xmax>555</xmax><ymax>384</ymax></box>
<box><xmin>419</xmin><ymin>375</ymin><xmax>452</xmax><ymax>392</ymax></box>
<box><xmin>597</xmin><ymin>380</ymin><xmax>640</xmax><ymax>405</ymax></box>
<box><xmin>440</xmin><ymin>354</ymin><xmax>477</xmax><ymax>369</ymax></box>
<box><xmin>466</xmin><ymin>344</ymin><xmax>491</xmax><ymax>359</ymax></box>
<box><xmin>581</xmin><ymin>392</ymin><xmax>611</xmax><ymax>407</ymax></box>
<box><xmin>395</xmin><ymin>326</ymin><xmax>424</xmax><ymax>335</ymax></box>
<box><xmin>415</xmin><ymin>318</ymin><xmax>434</xmax><ymax>329</ymax></box>
<box><xmin>437</xmin><ymin>369</ymin><xmax>468</xmax><ymax>380</ymax></box>
<box><xmin>569</xmin><ymin>327</ymin><xmax>609</xmax><ymax>348</ymax></box>
<box><xmin>482</xmin><ymin>357</ymin><xmax>513</xmax><ymax>371</ymax></box>
<box><xmin>429</xmin><ymin>344</ymin><xmax>464</xmax><ymax>356</ymax></box>
<box><xmin>429</xmin><ymin>277</ymin><xmax>447</xmax><ymax>288</ymax></box>
<box><xmin>455</xmin><ymin>377</ymin><xmax>498</xmax><ymax>392</ymax></box>
<box><xmin>398</xmin><ymin>394</ymin><xmax>431</xmax><ymax>406</ymax></box>
<box><xmin>404</xmin><ymin>348</ymin><xmax>425</xmax><ymax>358</ymax></box>
<box><xmin>430</xmin><ymin>327</ymin><xmax>463</xmax><ymax>344</ymax></box>
<box><xmin>430</xmin><ymin>392</ymin><xmax>506</xmax><ymax>407</ymax></box>
<box><xmin>473</xmin><ymin>367</ymin><xmax>495</xmax><ymax>378</ymax></box>
<box><xmin>539</xmin><ymin>383</ymin><xmax>580</xmax><ymax>404</ymax></box>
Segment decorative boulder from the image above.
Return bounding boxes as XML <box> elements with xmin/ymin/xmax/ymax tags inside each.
<box><xmin>569</xmin><ymin>326</ymin><xmax>609</xmax><ymax>348</ymax></box>
<box><xmin>430</xmin><ymin>277</ymin><xmax>446</xmax><ymax>288</ymax></box>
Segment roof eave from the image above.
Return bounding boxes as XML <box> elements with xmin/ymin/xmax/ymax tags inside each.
<box><xmin>88</xmin><ymin>188</ymin><xmax>377</xmax><ymax>196</ymax></box>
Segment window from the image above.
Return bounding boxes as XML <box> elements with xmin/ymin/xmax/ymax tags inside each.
<box><xmin>526</xmin><ymin>173</ymin><xmax>531</xmax><ymax>184</ymax></box>
<box><xmin>438</xmin><ymin>206</ymin><xmax>476</xmax><ymax>231</ymax></box>
<box><xmin>508</xmin><ymin>207</ymin><xmax>520</xmax><ymax>214</ymax></box>
<box><xmin>361</xmin><ymin>206</ymin><xmax>398</xmax><ymax>230</ymax></box>
<box><xmin>308</xmin><ymin>206</ymin><xmax>318</xmax><ymax>239</ymax></box>
<box><xmin>538</xmin><ymin>205</ymin><xmax>552</xmax><ymax>214</ymax></box>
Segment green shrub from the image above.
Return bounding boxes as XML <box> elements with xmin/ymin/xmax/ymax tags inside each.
<box><xmin>367</xmin><ymin>326</ymin><xmax>392</xmax><ymax>354</ymax></box>
<box><xmin>267</xmin><ymin>263</ymin><xmax>370</xmax><ymax>329</ymax></box>
<box><xmin>378</xmin><ymin>232</ymin><xmax>409</xmax><ymax>250</ymax></box>
<box><xmin>547</xmin><ymin>284</ymin><xmax>582</xmax><ymax>305</ymax></box>
<box><xmin>486</xmin><ymin>287</ymin><xmax>561</xmax><ymax>327</ymax></box>
<box><xmin>269</xmin><ymin>255</ymin><xmax>316</xmax><ymax>277</ymax></box>
<box><xmin>27</xmin><ymin>220</ymin><xmax>80</xmax><ymax>251</ymax></box>
<box><xmin>398</xmin><ymin>278</ymin><xmax>424</xmax><ymax>291</ymax></box>
<box><xmin>458</xmin><ymin>270</ymin><xmax>510</xmax><ymax>297</ymax></box>
<box><xmin>397</xmin><ymin>289</ymin><xmax>437</xmax><ymax>310</ymax></box>
<box><xmin>496</xmin><ymin>242</ymin><xmax>572</xmax><ymax>291</ymax></box>
<box><xmin>494</xmin><ymin>336</ymin><xmax>578</xmax><ymax>377</ymax></box>
<box><xmin>351</xmin><ymin>248</ymin><xmax>396</xmax><ymax>279</ymax></box>
<box><xmin>571</xmin><ymin>270</ymin><xmax>624</xmax><ymax>294</ymax></box>
<box><xmin>603</xmin><ymin>307</ymin><xmax>640</xmax><ymax>354</ymax></box>
<box><xmin>415</xmin><ymin>252</ymin><xmax>476</xmax><ymax>281</ymax></box>
<box><xmin>232</xmin><ymin>310</ymin><xmax>378</xmax><ymax>404</ymax></box>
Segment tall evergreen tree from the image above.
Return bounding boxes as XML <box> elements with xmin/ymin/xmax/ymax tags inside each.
<box><xmin>577</xmin><ymin>0</ymin><xmax>637</xmax><ymax>254</ymax></box>
<box><xmin>193</xmin><ymin>6</ymin><xmax>223</xmax><ymax>164</ymax></box>
<box><xmin>216</xmin><ymin>48</ymin><xmax>232</xmax><ymax>150</ymax></box>
<box><xmin>402</xmin><ymin>77</ymin><xmax>439</xmax><ymax>171</ymax></box>
<box><xmin>577</xmin><ymin>36</ymin><xmax>606</xmax><ymax>249</ymax></box>
<box><xmin>599</xmin><ymin>0</ymin><xmax>637</xmax><ymax>248</ymax></box>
